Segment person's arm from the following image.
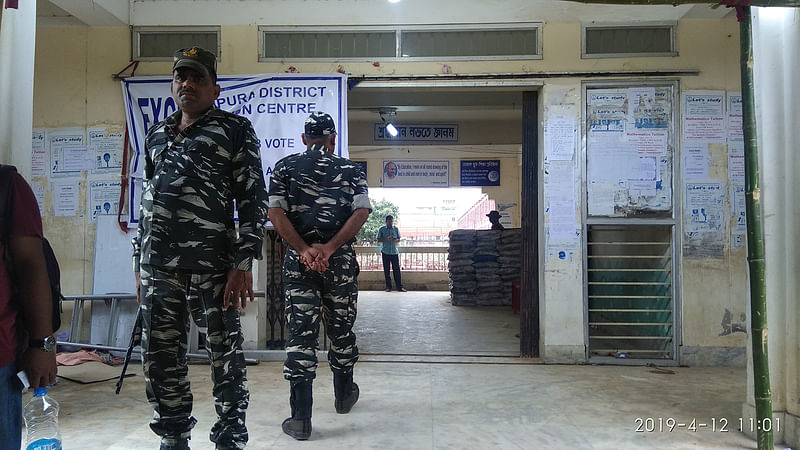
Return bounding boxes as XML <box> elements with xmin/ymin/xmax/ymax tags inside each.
<box><xmin>376</xmin><ymin>227</ymin><xmax>388</xmax><ymax>243</ymax></box>
<box><xmin>267</xmin><ymin>161</ymin><xmax>327</xmax><ymax>271</ymax></box>
<box><xmin>225</xmin><ymin>120</ymin><xmax>269</xmax><ymax>310</ymax></box>
<box><xmin>11</xmin><ymin>236</ymin><xmax>56</xmax><ymax>389</ymax></box>
<box><xmin>312</xmin><ymin>208</ymin><xmax>370</xmax><ymax>261</ymax></box>
<box><xmin>133</xmin><ymin>135</ymin><xmax>156</xmax><ymax>304</ymax></box>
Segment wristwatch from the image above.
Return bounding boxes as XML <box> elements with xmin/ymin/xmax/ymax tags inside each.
<box><xmin>29</xmin><ymin>336</ymin><xmax>56</xmax><ymax>352</ymax></box>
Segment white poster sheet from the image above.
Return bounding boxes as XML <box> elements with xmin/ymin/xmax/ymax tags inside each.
<box><xmin>381</xmin><ymin>160</ymin><xmax>449</xmax><ymax>187</ymax></box>
<box><xmin>683</xmin><ymin>142</ymin><xmax>710</xmax><ymax>180</ymax></box>
<box><xmin>728</xmin><ymin>141</ymin><xmax>745</xmax><ymax>184</ymax></box>
<box><xmin>544</xmin><ymin>162</ymin><xmax>576</xmax><ymax>241</ymax></box>
<box><xmin>32</xmin><ymin>181</ymin><xmax>46</xmax><ymax>214</ymax></box>
<box><xmin>545</xmin><ymin>115</ymin><xmax>576</xmax><ymax>161</ymax></box>
<box><xmin>731</xmin><ymin>182</ymin><xmax>746</xmax><ymax>235</ymax></box>
<box><xmin>32</xmin><ymin>129</ymin><xmax>48</xmax><ymax>178</ymax></box>
<box><xmin>684</xmin><ymin>181</ymin><xmax>726</xmax><ymax>233</ymax></box>
<box><xmin>53</xmin><ymin>180</ymin><xmax>80</xmax><ymax>217</ymax></box>
<box><xmin>88</xmin><ymin>127</ymin><xmax>125</xmax><ymax>173</ymax></box>
<box><xmin>727</xmin><ymin>92</ymin><xmax>743</xmax><ymax>142</ymax></box>
<box><xmin>89</xmin><ymin>179</ymin><xmax>122</xmax><ymax>222</ymax></box>
<box><xmin>49</xmin><ymin>128</ymin><xmax>89</xmax><ymax>178</ymax></box>
<box><xmin>683</xmin><ymin>91</ymin><xmax>726</xmax><ymax>142</ymax></box>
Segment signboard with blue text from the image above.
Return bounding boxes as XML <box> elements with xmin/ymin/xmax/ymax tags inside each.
<box><xmin>460</xmin><ymin>160</ymin><xmax>501</xmax><ymax>186</ymax></box>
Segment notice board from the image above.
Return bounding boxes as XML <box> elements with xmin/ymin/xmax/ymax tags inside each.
<box><xmin>586</xmin><ymin>86</ymin><xmax>675</xmax><ymax>218</ymax></box>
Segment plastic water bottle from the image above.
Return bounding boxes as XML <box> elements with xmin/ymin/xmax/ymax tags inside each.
<box><xmin>23</xmin><ymin>387</ymin><xmax>62</xmax><ymax>450</ymax></box>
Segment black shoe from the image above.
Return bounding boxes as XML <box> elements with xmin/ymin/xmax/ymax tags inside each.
<box><xmin>399</xmin><ymin>287</ymin><xmax>407</xmax><ymax>292</ymax></box>
<box><xmin>385</xmin><ymin>288</ymin><xmax>391</xmax><ymax>292</ymax></box>
<box><xmin>335</xmin><ymin>382</ymin><xmax>359</xmax><ymax>414</ymax></box>
<box><xmin>160</xmin><ymin>438</ymin><xmax>190</xmax><ymax>450</ymax></box>
<box><xmin>283</xmin><ymin>381</ymin><xmax>313</xmax><ymax>440</ymax></box>
<box><xmin>282</xmin><ymin>417</ymin><xmax>312</xmax><ymax>440</ymax></box>
<box><xmin>333</xmin><ymin>372</ymin><xmax>359</xmax><ymax>414</ymax></box>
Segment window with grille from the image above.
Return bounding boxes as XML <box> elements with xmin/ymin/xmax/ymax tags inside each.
<box><xmin>587</xmin><ymin>225</ymin><xmax>674</xmax><ymax>360</ymax></box>
<box><xmin>132</xmin><ymin>27</ymin><xmax>220</xmax><ymax>61</ymax></box>
<box><xmin>582</xmin><ymin>24</ymin><xmax>676</xmax><ymax>58</ymax></box>
<box><xmin>259</xmin><ymin>24</ymin><xmax>542</xmax><ymax>61</ymax></box>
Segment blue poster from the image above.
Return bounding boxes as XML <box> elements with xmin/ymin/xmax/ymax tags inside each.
<box><xmin>460</xmin><ymin>160</ymin><xmax>500</xmax><ymax>186</ymax></box>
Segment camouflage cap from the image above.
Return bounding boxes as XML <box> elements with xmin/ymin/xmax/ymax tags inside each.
<box><xmin>304</xmin><ymin>112</ymin><xmax>336</xmax><ymax>137</ymax></box>
<box><xmin>173</xmin><ymin>47</ymin><xmax>217</xmax><ymax>81</ymax></box>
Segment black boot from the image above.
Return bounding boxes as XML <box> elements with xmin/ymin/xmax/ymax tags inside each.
<box><xmin>333</xmin><ymin>372</ymin><xmax>359</xmax><ymax>414</ymax></box>
<box><xmin>282</xmin><ymin>381</ymin><xmax>313</xmax><ymax>440</ymax></box>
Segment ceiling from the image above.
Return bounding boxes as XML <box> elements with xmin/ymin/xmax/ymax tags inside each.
<box><xmin>34</xmin><ymin>0</ymin><xmax>733</xmax><ymax>27</ymax></box>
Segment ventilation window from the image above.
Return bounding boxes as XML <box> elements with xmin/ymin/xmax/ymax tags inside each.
<box><xmin>133</xmin><ymin>27</ymin><xmax>220</xmax><ymax>61</ymax></box>
<box><xmin>260</xmin><ymin>29</ymin><xmax>396</xmax><ymax>60</ymax></box>
<box><xmin>259</xmin><ymin>24</ymin><xmax>542</xmax><ymax>61</ymax></box>
<box><xmin>400</xmin><ymin>27</ymin><xmax>541</xmax><ymax>59</ymax></box>
<box><xmin>583</xmin><ymin>24</ymin><xmax>676</xmax><ymax>58</ymax></box>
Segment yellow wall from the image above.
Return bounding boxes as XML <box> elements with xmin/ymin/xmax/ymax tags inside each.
<box><xmin>30</xmin><ymin>17</ymin><xmax>745</xmax><ymax>362</ymax></box>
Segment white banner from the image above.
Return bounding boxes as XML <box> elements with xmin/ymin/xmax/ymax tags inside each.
<box><xmin>121</xmin><ymin>73</ymin><xmax>348</xmax><ymax>224</ymax></box>
<box><xmin>381</xmin><ymin>160</ymin><xmax>449</xmax><ymax>188</ymax></box>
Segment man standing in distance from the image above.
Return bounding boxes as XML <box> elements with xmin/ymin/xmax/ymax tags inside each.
<box><xmin>132</xmin><ymin>47</ymin><xmax>268</xmax><ymax>450</ymax></box>
<box><xmin>268</xmin><ymin>112</ymin><xmax>370</xmax><ymax>441</ymax></box>
<box><xmin>376</xmin><ymin>215</ymin><xmax>406</xmax><ymax>292</ymax></box>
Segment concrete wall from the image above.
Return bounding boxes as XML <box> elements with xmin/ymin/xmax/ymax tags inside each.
<box><xmin>24</xmin><ymin>13</ymin><xmax>747</xmax><ymax>365</ymax></box>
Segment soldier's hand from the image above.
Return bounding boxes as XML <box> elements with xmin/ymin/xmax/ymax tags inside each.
<box><xmin>135</xmin><ymin>272</ymin><xmax>141</xmax><ymax>305</ymax></box>
<box><xmin>224</xmin><ymin>269</ymin><xmax>254</xmax><ymax>311</ymax></box>
<box><xmin>300</xmin><ymin>247</ymin><xmax>329</xmax><ymax>272</ymax></box>
<box><xmin>310</xmin><ymin>243</ymin><xmax>334</xmax><ymax>272</ymax></box>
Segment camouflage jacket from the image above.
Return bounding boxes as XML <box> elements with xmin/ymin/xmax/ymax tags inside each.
<box><xmin>132</xmin><ymin>107</ymin><xmax>268</xmax><ymax>273</ymax></box>
<box><xmin>268</xmin><ymin>144</ymin><xmax>371</xmax><ymax>245</ymax></box>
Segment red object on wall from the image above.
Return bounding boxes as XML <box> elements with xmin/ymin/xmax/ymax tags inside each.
<box><xmin>5</xmin><ymin>0</ymin><xmax>19</xmax><ymax>9</ymax></box>
<box><xmin>512</xmin><ymin>281</ymin><xmax>520</xmax><ymax>314</ymax></box>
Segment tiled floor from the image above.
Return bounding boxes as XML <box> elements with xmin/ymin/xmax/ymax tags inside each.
<box><xmin>355</xmin><ymin>291</ymin><xmax>520</xmax><ymax>356</ymax></box>
<box><xmin>42</xmin><ymin>362</ymin><xmax>762</xmax><ymax>449</ymax></box>
<box><xmin>29</xmin><ymin>291</ymin><xmax>768</xmax><ymax>449</ymax></box>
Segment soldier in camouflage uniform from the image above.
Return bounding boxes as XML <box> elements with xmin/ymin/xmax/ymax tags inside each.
<box><xmin>132</xmin><ymin>47</ymin><xmax>268</xmax><ymax>450</ymax></box>
<box><xmin>268</xmin><ymin>112</ymin><xmax>371</xmax><ymax>441</ymax></box>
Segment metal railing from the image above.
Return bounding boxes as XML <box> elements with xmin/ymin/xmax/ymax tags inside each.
<box><xmin>354</xmin><ymin>245</ymin><xmax>449</xmax><ymax>272</ymax></box>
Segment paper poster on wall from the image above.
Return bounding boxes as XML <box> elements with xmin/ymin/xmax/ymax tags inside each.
<box><xmin>53</xmin><ymin>180</ymin><xmax>80</xmax><ymax>217</ymax></box>
<box><xmin>727</xmin><ymin>92</ymin><xmax>743</xmax><ymax>142</ymax></box>
<box><xmin>587</xmin><ymin>181</ymin><xmax>615</xmax><ymax>216</ymax></box>
<box><xmin>731</xmin><ymin>181</ymin><xmax>746</xmax><ymax>235</ymax></box>
<box><xmin>683</xmin><ymin>142</ymin><xmax>710</xmax><ymax>180</ymax></box>
<box><xmin>627</xmin><ymin>87</ymin><xmax>656</xmax><ymax>121</ymax></box>
<box><xmin>544</xmin><ymin>161</ymin><xmax>576</xmax><ymax>241</ymax></box>
<box><xmin>625</xmin><ymin>130</ymin><xmax>668</xmax><ymax>156</ymax></box>
<box><xmin>728</xmin><ymin>141</ymin><xmax>745</xmax><ymax>184</ymax></box>
<box><xmin>382</xmin><ymin>160</ymin><xmax>449</xmax><ymax>187</ymax></box>
<box><xmin>460</xmin><ymin>160</ymin><xmax>500</xmax><ymax>186</ymax></box>
<box><xmin>682</xmin><ymin>91</ymin><xmax>726</xmax><ymax>142</ymax></box>
<box><xmin>684</xmin><ymin>181</ymin><xmax>726</xmax><ymax>233</ymax></box>
<box><xmin>544</xmin><ymin>115</ymin><xmax>576</xmax><ymax>161</ymax></box>
<box><xmin>88</xmin><ymin>127</ymin><xmax>125</xmax><ymax>173</ymax></box>
<box><xmin>49</xmin><ymin>128</ymin><xmax>89</xmax><ymax>178</ymax></box>
<box><xmin>32</xmin><ymin>181</ymin><xmax>45</xmax><ymax>214</ymax></box>
<box><xmin>88</xmin><ymin>179</ymin><xmax>122</xmax><ymax>222</ymax></box>
<box><xmin>32</xmin><ymin>129</ymin><xmax>48</xmax><ymax>178</ymax></box>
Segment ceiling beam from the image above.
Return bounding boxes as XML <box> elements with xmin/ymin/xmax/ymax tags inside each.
<box><xmin>49</xmin><ymin>0</ymin><xmax>129</xmax><ymax>26</ymax></box>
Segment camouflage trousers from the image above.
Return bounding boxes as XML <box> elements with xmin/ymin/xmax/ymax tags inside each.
<box><xmin>140</xmin><ymin>264</ymin><xmax>249</xmax><ymax>449</ymax></box>
<box><xmin>282</xmin><ymin>245</ymin><xmax>360</xmax><ymax>382</ymax></box>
